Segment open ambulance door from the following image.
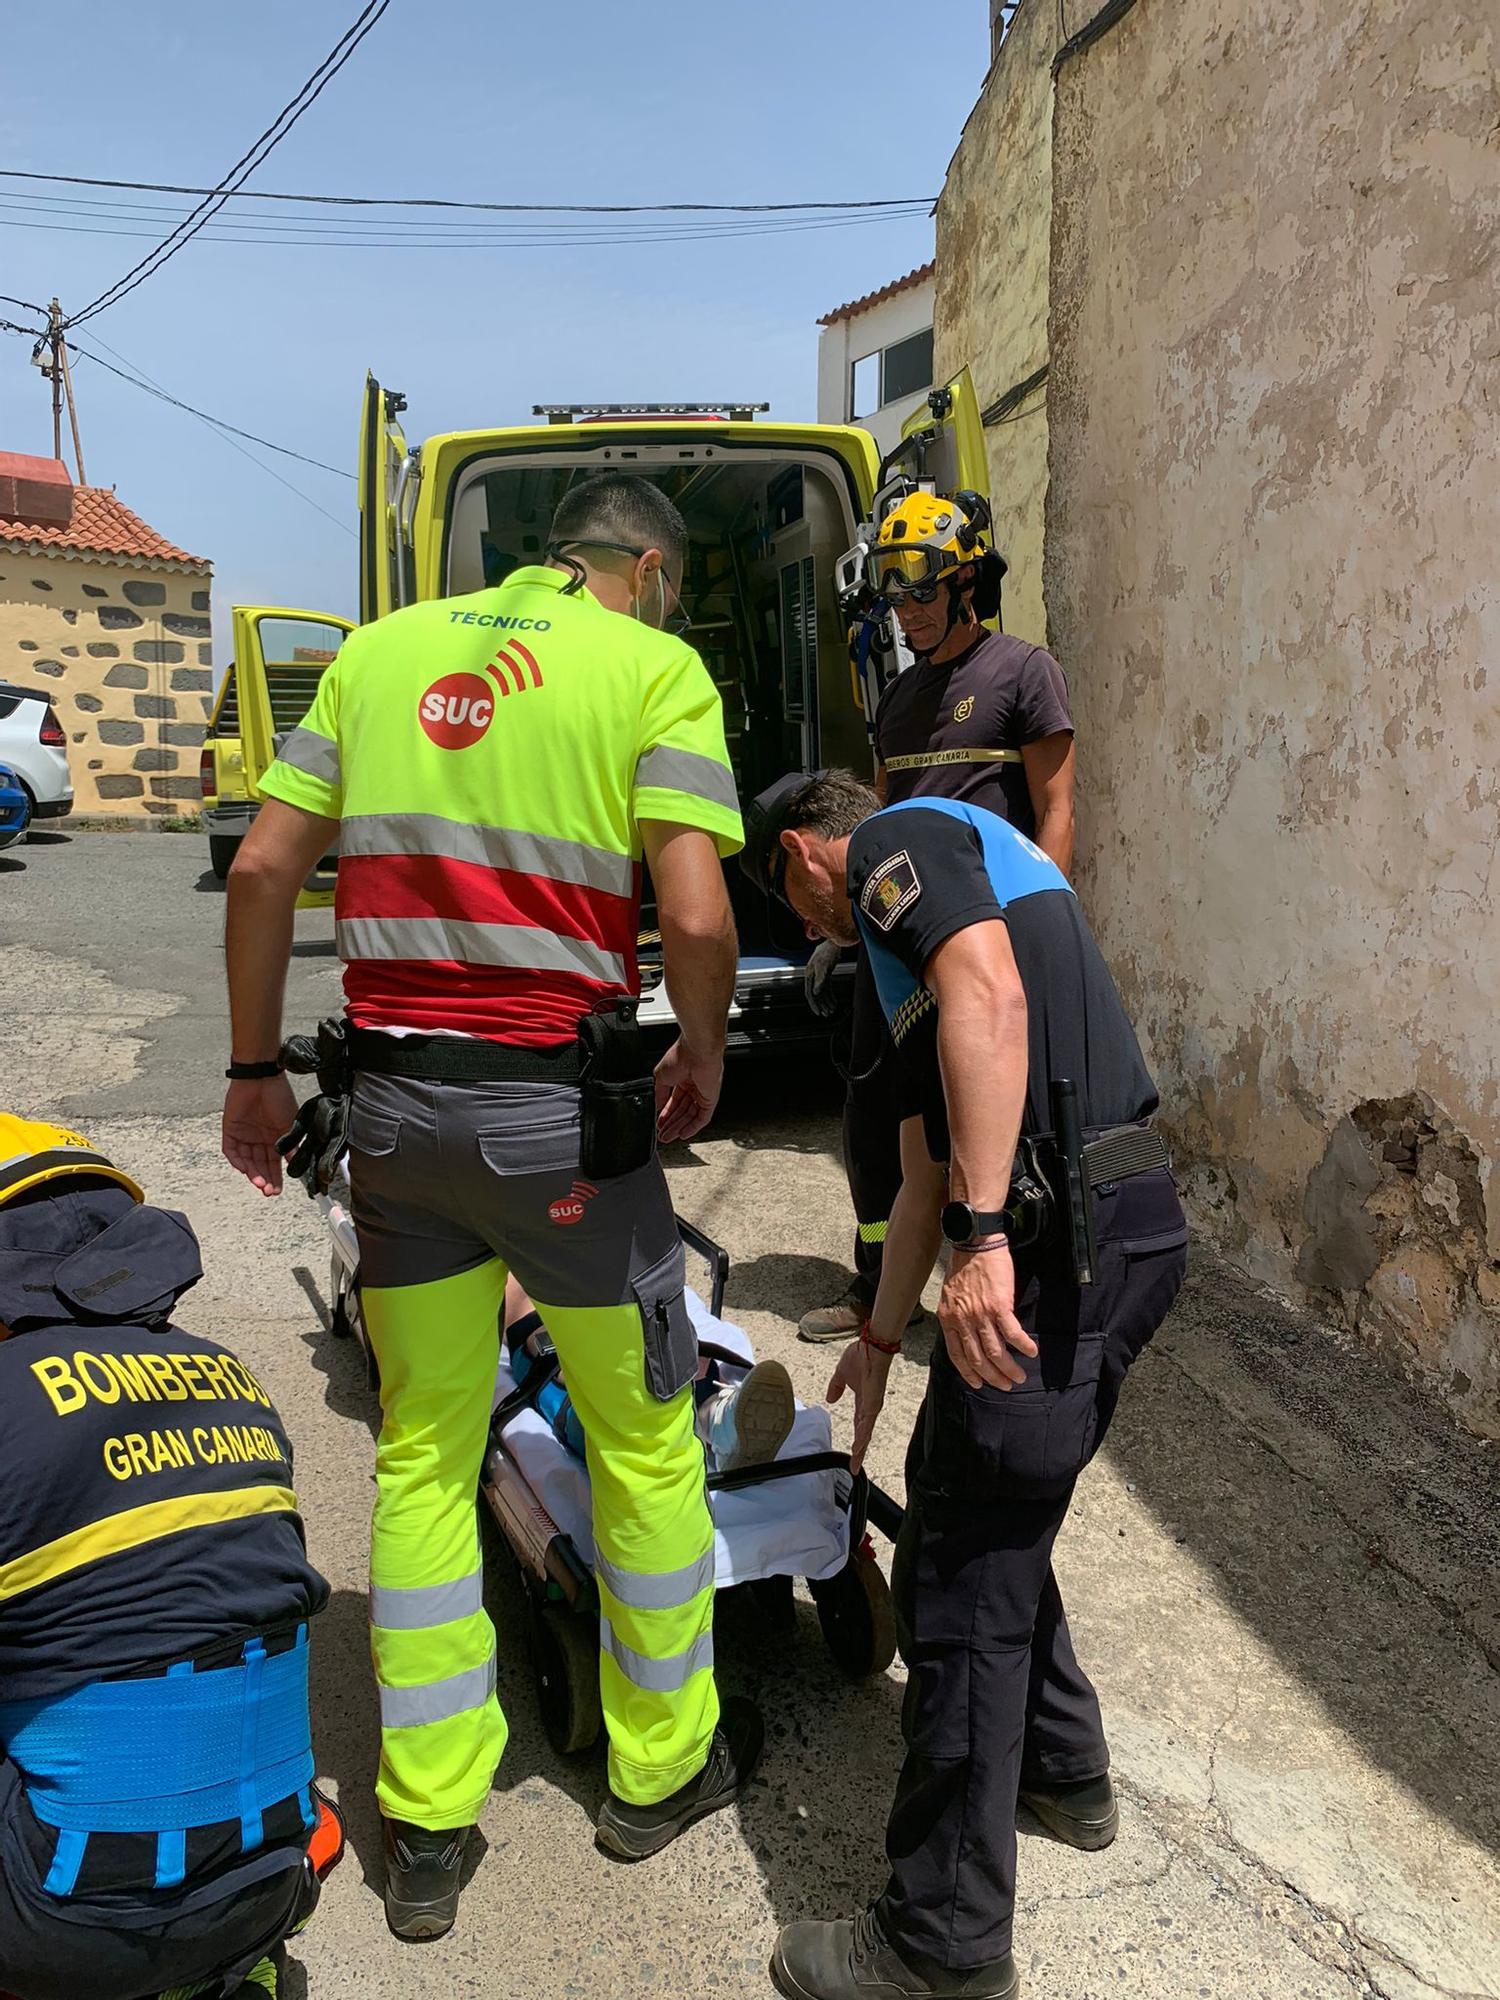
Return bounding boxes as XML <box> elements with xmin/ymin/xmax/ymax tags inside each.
<box><xmin>358</xmin><ymin>374</ymin><xmax>415</xmax><ymax>624</ymax></box>
<box><xmin>231</xmin><ymin>604</ymin><xmax>356</xmax><ymax>910</ymax></box>
<box><xmin>884</xmin><ymin>365</ymin><xmax>991</xmax><ymax>515</ymax></box>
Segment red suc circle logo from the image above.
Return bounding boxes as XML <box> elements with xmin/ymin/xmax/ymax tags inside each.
<box><xmin>548</xmin><ymin>1195</ymin><xmax>586</xmax><ymax>1227</ymax></box>
<box><xmin>418</xmin><ymin>673</ymin><xmax>495</xmax><ymax>749</ymax></box>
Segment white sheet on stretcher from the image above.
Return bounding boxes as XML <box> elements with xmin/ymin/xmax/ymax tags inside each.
<box><xmin>489</xmin><ymin>1289</ymin><xmax>851</xmax><ymax>1588</ymax></box>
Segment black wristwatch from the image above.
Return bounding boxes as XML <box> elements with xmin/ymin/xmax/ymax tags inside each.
<box><xmin>225</xmin><ymin>1059</ymin><xmax>284</xmax><ymax>1080</ymax></box>
<box><xmin>941</xmin><ymin>1200</ymin><xmax>1009</xmax><ymax>1247</ymax></box>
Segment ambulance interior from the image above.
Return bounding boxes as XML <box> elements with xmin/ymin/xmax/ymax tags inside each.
<box><xmin>445</xmin><ymin>450</ymin><xmax>872</xmax><ymax>1021</ymax></box>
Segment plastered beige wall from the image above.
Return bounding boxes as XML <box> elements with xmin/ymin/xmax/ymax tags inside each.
<box><xmin>0</xmin><ymin>556</ymin><xmax>212</xmax><ymax>816</ymax></box>
<box><xmin>933</xmin><ymin>0</ymin><xmax>1059</xmax><ymax>648</ymax></box>
<box><xmin>1046</xmin><ymin>1</ymin><xmax>1500</xmax><ymax>1432</ymax></box>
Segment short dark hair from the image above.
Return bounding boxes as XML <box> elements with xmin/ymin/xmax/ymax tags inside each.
<box><xmin>781</xmin><ymin>769</ymin><xmax>881</xmax><ymax>840</ymax></box>
<box><xmin>549</xmin><ymin>473</ymin><xmax>687</xmax><ymax>572</ymax></box>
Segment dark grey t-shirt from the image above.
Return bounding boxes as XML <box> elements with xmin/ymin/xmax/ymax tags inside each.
<box><xmin>874</xmin><ymin>632</ymin><xmax>1073</xmax><ymax>837</ymax></box>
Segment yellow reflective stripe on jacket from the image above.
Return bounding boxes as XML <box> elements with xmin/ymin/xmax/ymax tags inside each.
<box><xmin>882</xmin><ymin>747</ymin><xmax>1024</xmax><ymax>772</ymax></box>
<box><xmin>0</xmin><ymin>1485</ymin><xmax>299</xmax><ymax>1605</ymax></box>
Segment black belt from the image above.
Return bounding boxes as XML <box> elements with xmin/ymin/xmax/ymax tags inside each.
<box><xmin>348</xmin><ymin>1027</ymin><xmax>583</xmax><ymax>1084</ymax></box>
<box><xmin>1033</xmin><ymin>1121</ymin><xmax>1171</xmax><ymax>1189</ymax></box>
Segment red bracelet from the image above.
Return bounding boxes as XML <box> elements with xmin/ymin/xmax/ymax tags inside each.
<box><xmin>860</xmin><ymin>1321</ymin><xmax>903</xmax><ymax>1357</ymax></box>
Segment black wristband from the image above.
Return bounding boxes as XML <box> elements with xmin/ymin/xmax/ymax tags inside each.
<box><xmin>225</xmin><ymin>1059</ymin><xmax>284</xmax><ymax>1080</ymax></box>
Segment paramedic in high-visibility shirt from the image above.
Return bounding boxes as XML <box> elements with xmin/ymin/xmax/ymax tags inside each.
<box><xmin>218</xmin><ymin>474</ymin><xmax>762</xmax><ymax>1943</ymax></box>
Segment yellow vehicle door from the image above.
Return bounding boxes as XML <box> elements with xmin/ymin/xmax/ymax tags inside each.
<box><xmin>358</xmin><ymin>373</ymin><xmax>416</xmax><ymax>623</ymax></box>
<box><xmin>886</xmin><ymin>363</ymin><xmax>991</xmax><ymax>506</ymax></box>
<box><xmin>230</xmin><ymin>605</ymin><xmax>356</xmax><ymax>909</ymax></box>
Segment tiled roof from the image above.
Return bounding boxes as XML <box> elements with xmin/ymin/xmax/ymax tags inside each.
<box><xmin>0</xmin><ymin>462</ymin><xmax>210</xmax><ymax>572</ymax></box>
<box><xmin>817</xmin><ymin>261</ymin><xmax>936</xmax><ymax>327</ymax></box>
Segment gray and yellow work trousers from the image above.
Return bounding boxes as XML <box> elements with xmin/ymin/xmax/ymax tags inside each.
<box><xmin>348</xmin><ymin>1073</ymin><xmax>718</xmax><ymax>1828</ymax></box>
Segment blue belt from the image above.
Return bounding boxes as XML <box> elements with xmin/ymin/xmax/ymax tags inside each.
<box><xmin>0</xmin><ymin>1626</ymin><xmax>315</xmax><ymax>1896</ymax></box>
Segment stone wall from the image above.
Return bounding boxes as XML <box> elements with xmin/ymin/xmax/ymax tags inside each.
<box><xmin>0</xmin><ymin>557</ymin><xmax>213</xmax><ymax>815</ymax></box>
<box><xmin>1046</xmin><ymin>0</ymin><xmax>1500</xmax><ymax>1433</ymax></box>
<box><xmin>932</xmin><ymin>0</ymin><xmax>1060</xmax><ymax>647</ymax></box>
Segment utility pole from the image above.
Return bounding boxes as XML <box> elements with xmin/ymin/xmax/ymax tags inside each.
<box><xmin>40</xmin><ymin>300</ymin><xmax>87</xmax><ymax>485</ymax></box>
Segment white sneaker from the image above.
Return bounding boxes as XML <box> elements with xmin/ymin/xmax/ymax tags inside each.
<box><xmin>699</xmin><ymin>1360</ymin><xmax>796</xmax><ymax>1470</ymax></box>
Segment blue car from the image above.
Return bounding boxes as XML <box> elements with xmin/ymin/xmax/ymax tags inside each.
<box><xmin>0</xmin><ymin>763</ymin><xmax>31</xmax><ymax>851</ymax></box>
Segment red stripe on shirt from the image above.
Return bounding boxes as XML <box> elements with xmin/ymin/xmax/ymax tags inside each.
<box><xmin>343</xmin><ymin>960</ymin><xmax>629</xmax><ymax>1045</ymax></box>
<box><xmin>336</xmin><ymin>851</ymin><xmax>639</xmax><ymax>957</ymax></box>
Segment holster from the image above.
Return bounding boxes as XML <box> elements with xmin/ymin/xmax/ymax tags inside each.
<box><xmin>576</xmin><ymin>998</ymin><xmax>656</xmax><ymax>1180</ymax></box>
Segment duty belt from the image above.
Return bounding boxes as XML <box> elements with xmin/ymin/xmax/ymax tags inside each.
<box><xmin>1069</xmin><ymin>1121</ymin><xmax>1172</xmax><ymax>1188</ymax></box>
<box><xmin>347</xmin><ymin>1026</ymin><xmax>583</xmax><ymax>1084</ymax></box>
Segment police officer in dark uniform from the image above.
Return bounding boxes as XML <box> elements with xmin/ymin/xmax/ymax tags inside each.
<box><xmin>741</xmin><ymin>776</ymin><xmax>1187</xmax><ymax>2000</ymax></box>
<box><xmin>0</xmin><ymin>1117</ymin><xmax>340</xmax><ymax>2000</ymax></box>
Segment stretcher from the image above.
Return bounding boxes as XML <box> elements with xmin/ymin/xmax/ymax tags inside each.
<box><xmin>324</xmin><ymin>1186</ymin><xmax>902</xmax><ymax>1758</ymax></box>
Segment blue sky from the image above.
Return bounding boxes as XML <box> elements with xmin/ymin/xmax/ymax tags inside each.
<box><xmin>0</xmin><ymin>2</ymin><xmax>988</xmax><ymax>658</ymax></box>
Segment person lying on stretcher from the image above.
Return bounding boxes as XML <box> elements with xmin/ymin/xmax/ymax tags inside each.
<box><xmin>502</xmin><ymin>1276</ymin><xmax>797</xmax><ymax>1472</ymax></box>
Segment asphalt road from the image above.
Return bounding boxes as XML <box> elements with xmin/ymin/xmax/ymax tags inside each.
<box><xmin>2</xmin><ymin>827</ymin><xmax>1496</xmax><ymax>2000</ymax></box>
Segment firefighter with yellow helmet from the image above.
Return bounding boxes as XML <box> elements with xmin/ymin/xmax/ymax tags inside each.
<box><xmin>800</xmin><ymin>486</ymin><xmax>1078</xmax><ymax>1349</ymax></box>
<box><xmin>0</xmin><ymin>1116</ymin><xmax>340</xmax><ymax>2000</ymax></box>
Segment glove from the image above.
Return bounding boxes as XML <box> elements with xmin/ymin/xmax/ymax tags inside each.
<box><xmin>276</xmin><ymin>1092</ymin><xmax>349</xmax><ymax>1200</ymax></box>
<box><xmin>804</xmin><ymin>939</ymin><xmax>850</xmax><ymax>1022</ymax></box>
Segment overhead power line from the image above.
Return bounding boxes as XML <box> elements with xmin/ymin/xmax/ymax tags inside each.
<box><xmin>65</xmin><ymin>0</ymin><xmax>393</xmax><ymax>327</ymax></box>
<box><xmin>68</xmin><ymin>342</ymin><xmax>350</xmax><ymax>478</ymax></box>
<box><xmin>68</xmin><ymin>334</ymin><xmax>355</xmax><ymax>537</ymax></box>
<box><xmin>0</xmin><ymin>168</ymin><xmax>934</xmax><ymax>216</ymax></box>
<box><xmin>0</xmin><ymin>199</ymin><xmax>924</xmax><ymax>255</ymax></box>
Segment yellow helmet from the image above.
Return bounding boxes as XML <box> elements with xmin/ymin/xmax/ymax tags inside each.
<box><xmin>868</xmin><ymin>488</ymin><xmax>992</xmax><ymax>602</ymax></box>
<box><xmin>0</xmin><ymin>1114</ymin><xmax>143</xmax><ymax>1210</ymax></box>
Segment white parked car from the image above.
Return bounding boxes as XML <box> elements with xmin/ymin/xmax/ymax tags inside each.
<box><xmin>0</xmin><ymin>681</ymin><xmax>72</xmax><ymax>830</ymax></box>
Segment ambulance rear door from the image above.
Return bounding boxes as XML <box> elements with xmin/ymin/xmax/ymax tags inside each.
<box><xmin>883</xmin><ymin>364</ymin><xmax>991</xmax><ymax>514</ymax></box>
<box><xmin>358</xmin><ymin>374</ymin><xmax>417</xmax><ymax>623</ymax></box>
<box><xmin>230</xmin><ymin>604</ymin><xmax>356</xmax><ymax>909</ymax></box>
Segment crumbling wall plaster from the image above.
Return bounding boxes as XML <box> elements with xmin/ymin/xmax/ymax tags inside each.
<box><xmin>1045</xmin><ymin>1</ymin><xmax>1500</xmax><ymax>1432</ymax></box>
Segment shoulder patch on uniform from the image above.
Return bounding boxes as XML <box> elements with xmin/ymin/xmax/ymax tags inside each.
<box><xmin>860</xmin><ymin>849</ymin><xmax>922</xmax><ymax>932</ymax></box>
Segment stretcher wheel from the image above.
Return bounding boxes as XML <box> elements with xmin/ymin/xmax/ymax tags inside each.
<box><xmin>811</xmin><ymin>1546</ymin><xmax>897</xmax><ymax>1681</ymax></box>
<box><xmin>532</xmin><ymin>1601</ymin><xmax>602</xmax><ymax>1756</ymax></box>
<box><xmin>329</xmin><ymin>1251</ymin><xmax>353</xmax><ymax>1338</ymax></box>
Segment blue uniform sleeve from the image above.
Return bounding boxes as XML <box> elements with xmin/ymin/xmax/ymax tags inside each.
<box><xmin>848</xmin><ymin>810</ymin><xmax>1003</xmax><ymax>983</ymax></box>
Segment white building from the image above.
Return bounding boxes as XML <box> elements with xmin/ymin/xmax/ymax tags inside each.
<box><xmin>815</xmin><ymin>262</ymin><xmax>936</xmax><ymax>461</ymax></box>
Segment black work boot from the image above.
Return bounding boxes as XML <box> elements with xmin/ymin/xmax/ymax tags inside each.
<box><xmin>382</xmin><ymin>1817</ymin><xmax>471</xmax><ymax>1941</ymax></box>
<box><xmin>595</xmin><ymin>1694</ymin><xmax>763</xmax><ymax>1860</ymax></box>
<box><xmin>773</xmin><ymin>1906</ymin><xmax>1019</xmax><ymax>1999</ymax></box>
<box><xmin>1017</xmin><ymin>1771</ymin><xmax>1118</xmax><ymax>1850</ymax></box>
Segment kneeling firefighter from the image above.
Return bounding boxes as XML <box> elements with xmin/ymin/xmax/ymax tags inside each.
<box><xmin>0</xmin><ymin>1117</ymin><xmax>341</xmax><ymax>2000</ymax></box>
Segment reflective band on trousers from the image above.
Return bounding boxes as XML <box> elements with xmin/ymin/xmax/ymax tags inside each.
<box><xmin>857</xmin><ymin>1220</ymin><xmax>889</xmax><ymax>1244</ymax></box>
<box><xmin>594</xmin><ymin>1548</ymin><xmax>716</xmax><ymax>1613</ymax></box>
<box><xmin>339</xmin><ymin>812</ymin><xmax>636</xmax><ymax>898</ymax></box>
<box><xmin>276</xmin><ymin>726</ymin><xmax>340</xmax><ymax>786</ymax></box>
<box><xmin>599</xmin><ymin>1617</ymin><xmax>714</xmax><ymax>1694</ymax></box>
<box><xmin>379</xmin><ymin>1652</ymin><xmax>496</xmax><ymax>1729</ymax></box>
<box><xmin>370</xmin><ymin>1569</ymin><xmax>485</xmax><ymax>1631</ymax></box>
<box><xmin>882</xmin><ymin>748</ymin><xmax>1023</xmax><ymax>772</ymax></box>
<box><xmin>635</xmin><ymin>745</ymin><xmax>741</xmax><ymax>813</ymax></box>
<box><xmin>336</xmin><ymin>915</ymin><xmax>628</xmax><ymax>986</ymax></box>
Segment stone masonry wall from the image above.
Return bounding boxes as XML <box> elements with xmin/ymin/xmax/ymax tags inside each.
<box><xmin>932</xmin><ymin>0</ymin><xmax>1061</xmax><ymax>648</ymax></box>
<box><xmin>0</xmin><ymin>557</ymin><xmax>212</xmax><ymax>815</ymax></box>
<box><xmin>1045</xmin><ymin>0</ymin><xmax>1500</xmax><ymax>1433</ymax></box>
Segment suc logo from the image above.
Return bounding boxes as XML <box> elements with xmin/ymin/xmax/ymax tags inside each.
<box><xmin>418</xmin><ymin>673</ymin><xmax>495</xmax><ymax>749</ymax></box>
